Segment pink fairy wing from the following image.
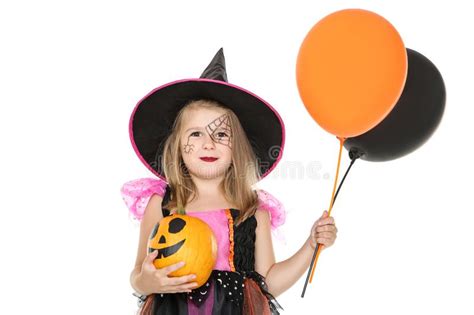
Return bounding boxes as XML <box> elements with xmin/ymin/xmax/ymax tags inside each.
<box><xmin>120</xmin><ymin>177</ymin><xmax>168</xmax><ymax>221</ymax></box>
<box><xmin>256</xmin><ymin>189</ymin><xmax>286</xmax><ymax>230</ymax></box>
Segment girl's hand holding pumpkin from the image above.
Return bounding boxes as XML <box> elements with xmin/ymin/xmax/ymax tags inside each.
<box><xmin>138</xmin><ymin>249</ymin><xmax>199</xmax><ymax>294</ymax></box>
<box><xmin>309</xmin><ymin>210</ymin><xmax>338</xmax><ymax>250</ymax></box>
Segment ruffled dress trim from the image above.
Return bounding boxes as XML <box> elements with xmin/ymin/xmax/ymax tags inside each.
<box><xmin>120</xmin><ymin>177</ymin><xmax>286</xmax><ymax>229</ymax></box>
<box><xmin>150</xmin><ymin>270</ymin><xmax>282</xmax><ymax>314</ymax></box>
<box><xmin>225</xmin><ymin>209</ymin><xmax>236</xmax><ymax>272</ymax></box>
<box><xmin>120</xmin><ymin>177</ymin><xmax>168</xmax><ymax>221</ymax></box>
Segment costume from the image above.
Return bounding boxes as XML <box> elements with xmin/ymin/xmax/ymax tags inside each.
<box><xmin>122</xmin><ymin>48</ymin><xmax>287</xmax><ymax>314</ymax></box>
<box><xmin>121</xmin><ymin>177</ymin><xmax>286</xmax><ymax>314</ymax></box>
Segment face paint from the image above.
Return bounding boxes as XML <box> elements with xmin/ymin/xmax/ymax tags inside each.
<box><xmin>205</xmin><ymin>114</ymin><xmax>232</xmax><ymax>148</ymax></box>
<box><xmin>183</xmin><ymin>137</ymin><xmax>195</xmax><ymax>154</ymax></box>
<box><xmin>182</xmin><ymin>113</ymin><xmax>232</xmax><ymax>154</ymax></box>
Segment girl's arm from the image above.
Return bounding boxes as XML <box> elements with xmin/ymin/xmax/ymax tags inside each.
<box><xmin>130</xmin><ymin>195</ymin><xmax>198</xmax><ymax>295</ymax></box>
<box><xmin>130</xmin><ymin>194</ymin><xmax>164</xmax><ymax>294</ymax></box>
<box><xmin>254</xmin><ymin>209</ymin><xmax>335</xmax><ymax>297</ymax></box>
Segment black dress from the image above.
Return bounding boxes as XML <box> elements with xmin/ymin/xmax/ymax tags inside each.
<box><xmin>141</xmin><ymin>208</ymin><xmax>283</xmax><ymax>315</ymax></box>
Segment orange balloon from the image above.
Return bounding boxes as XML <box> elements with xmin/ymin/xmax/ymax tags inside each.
<box><xmin>296</xmin><ymin>9</ymin><xmax>407</xmax><ymax>138</ymax></box>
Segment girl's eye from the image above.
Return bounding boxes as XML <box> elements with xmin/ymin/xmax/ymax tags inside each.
<box><xmin>216</xmin><ymin>132</ymin><xmax>229</xmax><ymax>138</ymax></box>
<box><xmin>190</xmin><ymin>131</ymin><xmax>201</xmax><ymax>137</ymax></box>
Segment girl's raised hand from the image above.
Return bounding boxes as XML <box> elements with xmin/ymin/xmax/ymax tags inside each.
<box><xmin>309</xmin><ymin>210</ymin><xmax>338</xmax><ymax>250</ymax></box>
<box><xmin>138</xmin><ymin>250</ymin><xmax>199</xmax><ymax>294</ymax></box>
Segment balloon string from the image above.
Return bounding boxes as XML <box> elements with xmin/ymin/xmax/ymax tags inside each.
<box><xmin>301</xmin><ymin>144</ymin><xmax>358</xmax><ymax>297</ymax></box>
<box><xmin>327</xmin><ymin>137</ymin><xmax>345</xmax><ymax>216</ymax></box>
<box><xmin>332</xmin><ymin>156</ymin><xmax>357</xmax><ymax>208</ymax></box>
<box><xmin>309</xmin><ymin>137</ymin><xmax>345</xmax><ymax>283</ymax></box>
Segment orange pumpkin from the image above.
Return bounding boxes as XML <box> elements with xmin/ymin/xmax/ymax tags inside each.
<box><xmin>147</xmin><ymin>213</ymin><xmax>217</xmax><ymax>288</ymax></box>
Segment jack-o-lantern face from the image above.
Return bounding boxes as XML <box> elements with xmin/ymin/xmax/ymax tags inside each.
<box><xmin>148</xmin><ymin>217</ymin><xmax>187</xmax><ymax>258</ymax></box>
<box><xmin>147</xmin><ymin>214</ymin><xmax>217</xmax><ymax>288</ymax></box>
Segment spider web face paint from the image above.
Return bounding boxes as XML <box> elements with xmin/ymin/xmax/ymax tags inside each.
<box><xmin>205</xmin><ymin>114</ymin><xmax>232</xmax><ymax>148</ymax></box>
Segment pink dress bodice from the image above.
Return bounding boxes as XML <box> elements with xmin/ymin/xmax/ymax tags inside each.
<box><xmin>185</xmin><ymin>209</ymin><xmax>232</xmax><ymax>271</ymax></box>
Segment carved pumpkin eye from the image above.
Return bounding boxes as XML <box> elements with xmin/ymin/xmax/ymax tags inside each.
<box><xmin>149</xmin><ymin>223</ymin><xmax>159</xmax><ymax>240</ymax></box>
<box><xmin>168</xmin><ymin>217</ymin><xmax>186</xmax><ymax>233</ymax></box>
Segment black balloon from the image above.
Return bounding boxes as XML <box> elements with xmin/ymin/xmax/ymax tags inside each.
<box><xmin>344</xmin><ymin>48</ymin><xmax>446</xmax><ymax>162</ymax></box>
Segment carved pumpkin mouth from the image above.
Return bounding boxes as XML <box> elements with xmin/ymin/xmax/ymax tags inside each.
<box><xmin>153</xmin><ymin>239</ymin><xmax>186</xmax><ymax>258</ymax></box>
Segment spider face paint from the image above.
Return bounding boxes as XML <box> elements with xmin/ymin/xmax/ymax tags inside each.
<box><xmin>205</xmin><ymin>114</ymin><xmax>232</xmax><ymax>148</ymax></box>
<box><xmin>183</xmin><ymin>140</ymin><xmax>194</xmax><ymax>154</ymax></box>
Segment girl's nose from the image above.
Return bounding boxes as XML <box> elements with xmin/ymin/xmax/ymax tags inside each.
<box><xmin>202</xmin><ymin>134</ymin><xmax>216</xmax><ymax>149</ymax></box>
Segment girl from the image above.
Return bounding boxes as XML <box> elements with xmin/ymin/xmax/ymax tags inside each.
<box><xmin>121</xmin><ymin>48</ymin><xmax>337</xmax><ymax>314</ymax></box>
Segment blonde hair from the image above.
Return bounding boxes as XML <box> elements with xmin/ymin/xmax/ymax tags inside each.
<box><xmin>161</xmin><ymin>99</ymin><xmax>261</xmax><ymax>225</ymax></box>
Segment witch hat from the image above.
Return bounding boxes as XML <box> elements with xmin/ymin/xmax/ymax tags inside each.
<box><xmin>129</xmin><ymin>48</ymin><xmax>285</xmax><ymax>181</ymax></box>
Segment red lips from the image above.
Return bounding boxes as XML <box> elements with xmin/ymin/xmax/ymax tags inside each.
<box><xmin>200</xmin><ymin>157</ymin><xmax>218</xmax><ymax>162</ymax></box>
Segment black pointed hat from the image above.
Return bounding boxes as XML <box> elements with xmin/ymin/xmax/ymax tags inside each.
<box><xmin>129</xmin><ymin>48</ymin><xmax>285</xmax><ymax>181</ymax></box>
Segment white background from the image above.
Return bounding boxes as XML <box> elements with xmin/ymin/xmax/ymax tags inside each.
<box><xmin>1</xmin><ymin>0</ymin><xmax>473</xmax><ymax>314</ymax></box>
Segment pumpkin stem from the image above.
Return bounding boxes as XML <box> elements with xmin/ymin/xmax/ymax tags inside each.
<box><xmin>177</xmin><ymin>207</ymin><xmax>186</xmax><ymax>215</ymax></box>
